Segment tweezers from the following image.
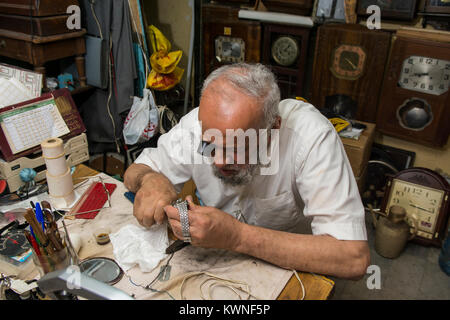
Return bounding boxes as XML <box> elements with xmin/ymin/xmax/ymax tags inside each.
<box><xmin>165</xmin><ymin>239</ymin><xmax>190</xmax><ymax>254</ymax></box>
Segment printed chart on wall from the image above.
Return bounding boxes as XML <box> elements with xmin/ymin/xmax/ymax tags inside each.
<box><xmin>0</xmin><ymin>98</ymin><xmax>70</xmax><ymax>154</ymax></box>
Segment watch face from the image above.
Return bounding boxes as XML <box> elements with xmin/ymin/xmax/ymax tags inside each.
<box><xmin>386</xmin><ymin>179</ymin><xmax>445</xmax><ymax>237</ymax></box>
<box><xmin>271</xmin><ymin>36</ymin><xmax>299</xmax><ymax>67</ymax></box>
<box><xmin>215</xmin><ymin>36</ymin><xmax>245</xmax><ymax>63</ymax></box>
<box><xmin>331</xmin><ymin>44</ymin><xmax>366</xmax><ymax>80</ymax></box>
<box><xmin>399</xmin><ymin>56</ymin><xmax>450</xmax><ymax>95</ymax></box>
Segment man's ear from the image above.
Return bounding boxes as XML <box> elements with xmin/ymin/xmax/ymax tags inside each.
<box><xmin>272</xmin><ymin>116</ymin><xmax>281</xmax><ymax>130</ymax></box>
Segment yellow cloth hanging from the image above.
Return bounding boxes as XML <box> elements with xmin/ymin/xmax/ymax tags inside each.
<box><xmin>147</xmin><ymin>25</ymin><xmax>184</xmax><ymax>91</ymax></box>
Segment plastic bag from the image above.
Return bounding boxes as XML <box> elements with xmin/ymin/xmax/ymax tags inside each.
<box><xmin>123</xmin><ymin>89</ymin><xmax>159</xmax><ymax>145</ymax></box>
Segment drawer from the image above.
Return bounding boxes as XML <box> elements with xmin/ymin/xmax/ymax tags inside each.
<box><xmin>0</xmin><ymin>36</ymin><xmax>33</xmax><ymax>63</ymax></box>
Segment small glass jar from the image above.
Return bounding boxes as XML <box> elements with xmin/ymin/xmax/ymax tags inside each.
<box><xmin>32</xmin><ymin>245</ymin><xmax>71</xmax><ymax>277</ymax></box>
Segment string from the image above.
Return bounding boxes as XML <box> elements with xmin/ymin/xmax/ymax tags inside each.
<box><xmin>179</xmin><ymin>271</ymin><xmax>265</xmax><ymax>300</ymax></box>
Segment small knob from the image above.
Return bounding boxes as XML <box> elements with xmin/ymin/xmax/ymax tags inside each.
<box><xmin>0</xmin><ymin>40</ymin><xmax>6</xmax><ymax>49</ymax></box>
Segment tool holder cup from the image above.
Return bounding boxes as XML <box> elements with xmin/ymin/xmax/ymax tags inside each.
<box><xmin>31</xmin><ymin>242</ymin><xmax>71</xmax><ymax>277</ymax></box>
<box><xmin>369</xmin><ymin>204</ymin><xmax>418</xmax><ymax>259</ymax></box>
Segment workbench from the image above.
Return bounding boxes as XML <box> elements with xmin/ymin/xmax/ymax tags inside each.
<box><xmin>71</xmin><ymin>164</ymin><xmax>335</xmax><ymax>300</ymax></box>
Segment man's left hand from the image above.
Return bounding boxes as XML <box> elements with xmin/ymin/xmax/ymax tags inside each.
<box><xmin>164</xmin><ymin>196</ymin><xmax>242</xmax><ymax>250</ymax></box>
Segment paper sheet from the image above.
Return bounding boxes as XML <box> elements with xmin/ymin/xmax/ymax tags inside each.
<box><xmin>0</xmin><ymin>99</ymin><xmax>70</xmax><ymax>154</ymax></box>
<box><xmin>0</xmin><ymin>78</ymin><xmax>34</xmax><ymax>108</ymax></box>
<box><xmin>0</xmin><ymin>63</ymin><xmax>42</xmax><ymax>98</ymax></box>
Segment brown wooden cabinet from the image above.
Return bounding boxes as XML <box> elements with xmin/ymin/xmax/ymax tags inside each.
<box><xmin>310</xmin><ymin>24</ymin><xmax>391</xmax><ymax>123</ymax></box>
<box><xmin>0</xmin><ymin>0</ymin><xmax>86</xmax><ymax>89</ymax></box>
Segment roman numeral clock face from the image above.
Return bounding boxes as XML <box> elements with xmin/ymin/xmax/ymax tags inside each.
<box><xmin>399</xmin><ymin>56</ymin><xmax>450</xmax><ymax>95</ymax></box>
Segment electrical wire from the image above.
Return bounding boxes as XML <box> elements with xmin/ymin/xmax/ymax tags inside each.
<box><xmin>90</xmin><ymin>0</ymin><xmax>103</xmax><ymax>40</ymax></box>
<box><xmin>293</xmin><ymin>270</ymin><xmax>305</xmax><ymax>300</ymax></box>
<box><xmin>179</xmin><ymin>271</ymin><xmax>264</xmax><ymax>300</ymax></box>
<box><xmin>126</xmin><ymin>253</ymin><xmax>176</xmax><ymax>300</ymax></box>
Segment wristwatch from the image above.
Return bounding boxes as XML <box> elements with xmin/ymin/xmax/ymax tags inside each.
<box><xmin>173</xmin><ymin>199</ymin><xmax>191</xmax><ymax>243</ymax></box>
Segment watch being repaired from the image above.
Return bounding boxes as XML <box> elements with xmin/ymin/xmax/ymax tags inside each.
<box><xmin>165</xmin><ymin>199</ymin><xmax>191</xmax><ymax>254</ymax></box>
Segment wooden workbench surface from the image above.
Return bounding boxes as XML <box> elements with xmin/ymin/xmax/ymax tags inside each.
<box><xmin>73</xmin><ymin>164</ymin><xmax>334</xmax><ymax>300</ymax></box>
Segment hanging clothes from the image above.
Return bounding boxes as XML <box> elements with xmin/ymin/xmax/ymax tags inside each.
<box><xmin>78</xmin><ymin>0</ymin><xmax>137</xmax><ymax>153</ymax></box>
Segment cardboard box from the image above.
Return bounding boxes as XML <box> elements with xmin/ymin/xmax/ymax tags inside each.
<box><xmin>341</xmin><ymin>122</ymin><xmax>376</xmax><ymax>178</ymax></box>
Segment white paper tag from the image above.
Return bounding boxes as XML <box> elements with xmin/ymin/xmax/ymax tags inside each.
<box><xmin>9</xmin><ymin>279</ymin><xmax>38</xmax><ymax>295</ymax></box>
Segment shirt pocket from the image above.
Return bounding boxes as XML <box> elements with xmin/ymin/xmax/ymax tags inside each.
<box><xmin>252</xmin><ymin>191</ymin><xmax>298</xmax><ymax>231</ymax></box>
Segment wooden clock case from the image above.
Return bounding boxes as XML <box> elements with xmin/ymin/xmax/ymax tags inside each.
<box><xmin>202</xmin><ymin>4</ymin><xmax>261</xmax><ymax>78</ymax></box>
<box><xmin>380</xmin><ymin>168</ymin><xmax>450</xmax><ymax>247</ymax></box>
<box><xmin>376</xmin><ymin>35</ymin><xmax>450</xmax><ymax>147</ymax></box>
<box><xmin>310</xmin><ymin>23</ymin><xmax>391</xmax><ymax>122</ymax></box>
<box><xmin>262</xmin><ymin>23</ymin><xmax>310</xmax><ymax>99</ymax></box>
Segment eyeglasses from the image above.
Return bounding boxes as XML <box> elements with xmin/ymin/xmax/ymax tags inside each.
<box><xmin>197</xmin><ymin>140</ymin><xmax>216</xmax><ymax>158</ymax></box>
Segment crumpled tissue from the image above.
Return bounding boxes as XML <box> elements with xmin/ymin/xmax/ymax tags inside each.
<box><xmin>110</xmin><ymin>223</ymin><xmax>169</xmax><ymax>272</ymax></box>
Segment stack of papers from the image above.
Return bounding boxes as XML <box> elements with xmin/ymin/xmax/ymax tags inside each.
<box><xmin>0</xmin><ymin>77</ymin><xmax>34</xmax><ymax>109</ymax></box>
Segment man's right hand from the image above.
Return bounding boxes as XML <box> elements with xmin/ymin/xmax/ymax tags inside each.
<box><xmin>124</xmin><ymin>164</ymin><xmax>178</xmax><ymax>228</ymax></box>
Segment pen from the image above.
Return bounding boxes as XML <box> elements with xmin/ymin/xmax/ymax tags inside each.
<box><xmin>35</xmin><ymin>202</ymin><xmax>45</xmax><ymax>232</ymax></box>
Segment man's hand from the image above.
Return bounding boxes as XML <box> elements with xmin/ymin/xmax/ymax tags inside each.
<box><xmin>164</xmin><ymin>196</ymin><xmax>243</xmax><ymax>250</ymax></box>
<box><xmin>133</xmin><ymin>171</ymin><xmax>178</xmax><ymax>228</ymax></box>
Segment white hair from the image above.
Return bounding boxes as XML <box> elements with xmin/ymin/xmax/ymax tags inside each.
<box><xmin>201</xmin><ymin>63</ymin><xmax>280</xmax><ymax>128</ymax></box>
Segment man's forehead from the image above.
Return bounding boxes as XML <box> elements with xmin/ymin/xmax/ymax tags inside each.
<box><xmin>198</xmin><ymin>80</ymin><xmax>264</xmax><ymax>133</ymax></box>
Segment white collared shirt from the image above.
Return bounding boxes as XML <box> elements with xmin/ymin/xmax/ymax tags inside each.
<box><xmin>135</xmin><ymin>99</ymin><xmax>367</xmax><ymax>241</ymax></box>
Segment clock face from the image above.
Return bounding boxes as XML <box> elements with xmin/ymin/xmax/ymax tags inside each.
<box><xmin>386</xmin><ymin>179</ymin><xmax>445</xmax><ymax>237</ymax></box>
<box><xmin>331</xmin><ymin>44</ymin><xmax>366</xmax><ymax>80</ymax></box>
<box><xmin>271</xmin><ymin>36</ymin><xmax>299</xmax><ymax>67</ymax></box>
<box><xmin>399</xmin><ymin>56</ymin><xmax>450</xmax><ymax>95</ymax></box>
<box><xmin>215</xmin><ymin>36</ymin><xmax>245</xmax><ymax>63</ymax></box>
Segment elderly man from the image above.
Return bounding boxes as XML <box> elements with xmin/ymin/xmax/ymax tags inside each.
<box><xmin>124</xmin><ymin>63</ymin><xmax>370</xmax><ymax>279</ymax></box>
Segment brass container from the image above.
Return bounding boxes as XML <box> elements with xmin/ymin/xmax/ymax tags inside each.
<box><xmin>370</xmin><ymin>205</ymin><xmax>418</xmax><ymax>259</ymax></box>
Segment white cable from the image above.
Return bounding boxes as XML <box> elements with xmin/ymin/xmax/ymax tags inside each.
<box><xmin>293</xmin><ymin>269</ymin><xmax>306</xmax><ymax>300</ymax></box>
<box><xmin>90</xmin><ymin>1</ymin><xmax>103</xmax><ymax>40</ymax></box>
<box><xmin>106</xmin><ymin>34</ymin><xmax>120</xmax><ymax>154</ymax></box>
<box><xmin>179</xmin><ymin>271</ymin><xmax>264</xmax><ymax>300</ymax></box>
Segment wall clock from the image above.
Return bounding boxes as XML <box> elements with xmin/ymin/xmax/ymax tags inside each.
<box><xmin>376</xmin><ymin>34</ymin><xmax>450</xmax><ymax>147</ymax></box>
<box><xmin>310</xmin><ymin>23</ymin><xmax>391</xmax><ymax>122</ymax></box>
<box><xmin>262</xmin><ymin>23</ymin><xmax>310</xmax><ymax>99</ymax></box>
<box><xmin>215</xmin><ymin>36</ymin><xmax>246</xmax><ymax>63</ymax></box>
<box><xmin>380</xmin><ymin>167</ymin><xmax>450</xmax><ymax>247</ymax></box>
<box><xmin>202</xmin><ymin>4</ymin><xmax>261</xmax><ymax>78</ymax></box>
<box><xmin>357</xmin><ymin>0</ymin><xmax>418</xmax><ymax>21</ymax></box>
<box><xmin>330</xmin><ymin>44</ymin><xmax>366</xmax><ymax>80</ymax></box>
<box><xmin>271</xmin><ymin>36</ymin><xmax>299</xmax><ymax>67</ymax></box>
